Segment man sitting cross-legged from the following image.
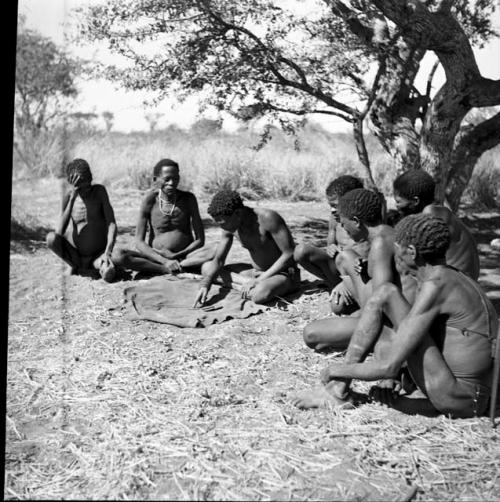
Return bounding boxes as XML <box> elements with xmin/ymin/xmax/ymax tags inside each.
<box><xmin>393</xmin><ymin>169</ymin><xmax>480</xmax><ymax>280</ymax></box>
<box><xmin>293</xmin><ymin>175</ymin><xmax>368</xmax><ymax>315</ymax></box>
<box><xmin>193</xmin><ymin>189</ymin><xmax>300</xmax><ymax>306</ymax></box>
<box><xmin>46</xmin><ymin>158</ymin><xmax>117</xmax><ymax>282</ymax></box>
<box><xmin>293</xmin><ymin>214</ymin><xmax>498</xmax><ymax>419</ymax></box>
<box><xmin>112</xmin><ymin>158</ymin><xmax>215</xmax><ymax>276</ymax></box>
<box><xmin>303</xmin><ymin>188</ymin><xmax>400</xmax><ymax>352</ymax></box>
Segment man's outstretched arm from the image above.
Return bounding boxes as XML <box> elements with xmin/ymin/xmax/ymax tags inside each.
<box><xmin>193</xmin><ymin>231</ymin><xmax>233</xmax><ymax>307</ymax></box>
<box><xmin>321</xmin><ymin>280</ymin><xmax>442</xmax><ymax>383</ymax></box>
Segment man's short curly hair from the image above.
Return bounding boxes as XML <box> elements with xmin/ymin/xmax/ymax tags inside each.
<box><xmin>325</xmin><ymin>175</ymin><xmax>363</xmax><ymax>198</ymax></box>
<box><xmin>395</xmin><ymin>214</ymin><xmax>450</xmax><ymax>260</ymax></box>
<box><xmin>338</xmin><ymin>188</ymin><xmax>382</xmax><ymax>225</ymax></box>
<box><xmin>153</xmin><ymin>158</ymin><xmax>179</xmax><ymax>177</ymax></box>
<box><xmin>393</xmin><ymin>170</ymin><xmax>436</xmax><ymax>206</ymax></box>
<box><xmin>66</xmin><ymin>158</ymin><xmax>92</xmax><ymax>181</ymax></box>
<box><xmin>208</xmin><ymin>189</ymin><xmax>244</xmax><ymax>218</ymax></box>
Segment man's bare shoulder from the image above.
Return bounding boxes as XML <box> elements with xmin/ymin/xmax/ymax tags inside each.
<box><xmin>372</xmin><ymin>225</ymin><xmax>395</xmax><ymax>245</ymax></box>
<box><xmin>178</xmin><ymin>190</ymin><xmax>199</xmax><ymax>204</ymax></box>
<box><xmin>139</xmin><ymin>190</ymin><xmax>157</xmax><ymax>210</ymax></box>
<box><xmin>255</xmin><ymin>207</ymin><xmax>284</xmax><ymax>223</ymax></box>
<box><xmin>91</xmin><ymin>184</ymin><xmax>110</xmax><ymax>198</ymax></box>
<box><xmin>423</xmin><ymin>204</ymin><xmax>452</xmax><ymax>222</ymax></box>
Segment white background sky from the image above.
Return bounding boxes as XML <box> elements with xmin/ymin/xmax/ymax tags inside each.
<box><xmin>17</xmin><ymin>0</ymin><xmax>500</xmax><ymax>133</ymax></box>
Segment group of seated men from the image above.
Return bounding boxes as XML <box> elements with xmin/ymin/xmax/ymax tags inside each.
<box><xmin>47</xmin><ymin>157</ymin><xmax>499</xmax><ymax>420</ymax></box>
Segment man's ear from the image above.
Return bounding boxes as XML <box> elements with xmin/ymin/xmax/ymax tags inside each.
<box><xmin>412</xmin><ymin>196</ymin><xmax>420</xmax><ymax>207</ymax></box>
<box><xmin>407</xmin><ymin>244</ymin><xmax>417</xmax><ymax>260</ymax></box>
<box><xmin>353</xmin><ymin>216</ymin><xmax>361</xmax><ymax>228</ymax></box>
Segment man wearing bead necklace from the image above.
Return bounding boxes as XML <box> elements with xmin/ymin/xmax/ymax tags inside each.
<box><xmin>112</xmin><ymin>158</ymin><xmax>214</xmax><ymax>275</ymax></box>
<box><xmin>193</xmin><ymin>189</ymin><xmax>301</xmax><ymax>306</ymax></box>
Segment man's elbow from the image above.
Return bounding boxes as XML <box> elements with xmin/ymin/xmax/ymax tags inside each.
<box><xmin>134</xmin><ymin>239</ymin><xmax>145</xmax><ymax>252</ymax></box>
<box><xmin>381</xmin><ymin>360</ymin><xmax>401</xmax><ymax>379</ymax></box>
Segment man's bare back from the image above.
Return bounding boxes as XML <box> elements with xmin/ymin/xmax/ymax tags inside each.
<box><xmin>423</xmin><ymin>204</ymin><xmax>480</xmax><ymax>280</ymax></box>
<box><xmin>294</xmin><ymin>214</ymin><xmax>497</xmax><ymax>419</ymax></box>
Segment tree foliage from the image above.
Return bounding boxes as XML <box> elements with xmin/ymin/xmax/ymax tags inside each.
<box><xmin>15</xmin><ymin>20</ymin><xmax>81</xmax><ymax>133</ymax></box>
<box><xmin>76</xmin><ymin>0</ymin><xmax>500</xmax><ymax>208</ymax></box>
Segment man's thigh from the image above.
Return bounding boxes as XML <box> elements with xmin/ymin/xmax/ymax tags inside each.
<box><xmin>52</xmin><ymin>233</ymin><xmax>83</xmax><ymax>268</ymax></box>
<box><xmin>253</xmin><ymin>270</ymin><xmax>300</xmax><ymax>299</ymax></box>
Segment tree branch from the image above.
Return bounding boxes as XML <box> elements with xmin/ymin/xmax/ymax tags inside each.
<box><xmin>468</xmin><ymin>79</ymin><xmax>500</xmax><ymax>107</ymax></box>
<box><xmin>196</xmin><ymin>0</ymin><xmax>357</xmax><ymax>117</ymax></box>
<box><xmin>264</xmin><ymin>103</ymin><xmax>354</xmax><ymax>123</ymax></box>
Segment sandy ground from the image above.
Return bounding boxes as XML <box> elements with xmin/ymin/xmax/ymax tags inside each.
<box><xmin>6</xmin><ymin>178</ymin><xmax>500</xmax><ymax>500</ymax></box>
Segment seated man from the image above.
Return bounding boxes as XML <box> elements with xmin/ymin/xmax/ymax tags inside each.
<box><xmin>193</xmin><ymin>189</ymin><xmax>300</xmax><ymax>306</ymax></box>
<box><xmin>112</xmin><ymin>158</ymin><xmax>214</xmax><ymax>275</ymax></box>
<box><xmin>293</xmin><ymin>214</ymin><xmax>498</xmax><ymax>419</ymax></box>
<box><xmin>303</xmin><ymin>188</ymin><xmax>398</xmax><ymax>351</ymax></box>
<box><xmin>293</xmin><ymin>175</ymin><xmax>367</xmax><ymax>314</ymax></box>
<box><xmin>393</xmin><ymin>169</ymin><xmax>479</xmax><ymax>279</ymax></box>
<box><xmin>46</xmin><ymin>158</ymin><xmax>117</xmax><ymax>282</ymax></box>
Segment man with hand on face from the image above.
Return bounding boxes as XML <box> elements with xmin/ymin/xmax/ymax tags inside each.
<box><xmin>112</xmin><ymin>158</ymin><xmax>214</xmax><ymax>275</ymax></box>
<box><xmin>46</xmin><ymin>158</ymin><xmax>117</xmax><ymax>282</ymax></box>
<box><xmin>193</xmin><ymin>189</ymin><xmax>300</xmax><ymax>307</ymax></box>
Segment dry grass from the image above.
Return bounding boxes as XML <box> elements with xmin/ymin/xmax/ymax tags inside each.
<box><xmin>6</xmin><ymin>179</ymin><xmax>500</xmax><ymax>500</ymax></box>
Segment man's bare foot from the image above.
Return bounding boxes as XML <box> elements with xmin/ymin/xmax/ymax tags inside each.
<box><xmin>291</xmin><ymin>386</ymin><xmax>355</xmax><ymax>410</ymax></box>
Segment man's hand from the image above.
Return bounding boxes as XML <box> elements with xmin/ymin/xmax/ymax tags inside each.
<box><xmin>164</xmin><ymin>259</ymin><xmax>182</xmax><ymax>274</ymax></box>
<box><xmin>329</xmin><ymin>282</ymin><xmax>355</xmax><ymax>306</ymax></box>
<box><xmin>320</xmin><ymin>366</ymin><xmax>334</xmax><ymax>385</ymax></box>
<box><xmin>96</xmin><ymin>252</ymin><xmax>112</xmax><ymax>269</ymax></box>
<box><xmin>326</xmin><ymin>243</ymin><xmax>341</xmax><ymax>258</ymax></box>
<box><xmin>241</xmin><ymin>278</ymin><xmax>257</xmax><ymax>300</ymax></box>
<box><xmin>354</xmin><ymin>257</ymin><xmax>368</xmax><ymax>276</ymax></box>
<box><xmin>320</xmin><ymin>365</ymin><xmax>350</xmax><ymax>386</ymax></box>
<box><xmin>193</xmin><ymin>286</ymin><xmax>209</xmax><ymax>308</ymax></box>
<box><xmin>68</xmin><ymin>172</ymin><xmax>81</xmax><ymax>197</ymax></box>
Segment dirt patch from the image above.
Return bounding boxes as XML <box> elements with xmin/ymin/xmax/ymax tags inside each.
<box><xmin>7</xmin><ymin>182</ymin><xmax>500</xmax><ymax>500</ymax></box>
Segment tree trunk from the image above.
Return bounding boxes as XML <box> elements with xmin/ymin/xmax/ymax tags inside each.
<box><xmin>368</xmin><ymin>42</ymin><xmax>423</xmax><ymax>176</ymax></box>
<box><xmin>445</xmin><ymin>111</ymin><xmax>500</xmax><ymax>210</ymax></box>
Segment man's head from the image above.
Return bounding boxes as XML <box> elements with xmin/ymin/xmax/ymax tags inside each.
<box><xmin>325</xmin><ymin>175</ymin><xmax>363</xmax><ymax>219</ymax></box>
<box><xmin>393</xmin><ymin>170</ymin><xmax>436</xmax><ymax>216</ymax></box>
<box><xmin>66</xmin><ymin>159</ymin><xmax>92</xmax><ymax>191</ymax></box>
<box><xmin>394</xmin><ymin>214</ymin><xmax>450</xmax><ymax>272</ymax></box>
<box><xmin>153</xmin><ymin>158</ymin><xmax>180</xmax><ymax>195</ymax></box>
<box><xmin>207</xmin><ymin>189</ymin><xmax>245</xmax><ymax>232</ymax></box>
<box><xmin>338</xmin><ymin>188</ymin><xmax>383</xmax><ymax>240</ymax></box>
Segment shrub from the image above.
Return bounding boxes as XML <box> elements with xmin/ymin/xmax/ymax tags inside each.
<box><xmin>465</xmin><ymin>157</ymin><xmax>500</xmax><ymax>210</ymax></box>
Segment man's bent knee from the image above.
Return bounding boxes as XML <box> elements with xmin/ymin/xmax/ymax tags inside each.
<box><xmin>303</xmin><ymin>324</ymin><xmax>320</xmax><ymax>349</ymax></box>
<box><xmin>111</xmin><ymin>248</ymin><xmax>129</xmax><ymax>267</ymax></box>
<box><xmin>293</xmin><ymin>243</ymin><xmax>311</xmax><ymax>264</ymax></box>
<box><xmin>250</xmin><ymin>286</ymin><xmax>272</xmax><ymax>304</ymax></box>
<box><xmin>46</xmin><ymin>231</ymin><xmax>59</xmax><ymax>249</ymax></box>
<box><xmin>371</xmin><ymin>282</ymin><xmax>399</xmax><ymax>305</ymax></box>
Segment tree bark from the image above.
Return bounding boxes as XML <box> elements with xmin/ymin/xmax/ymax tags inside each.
<box><xmin>445</xmin><ymin>111</ymin><xmax>500</xmax><ymax>210</ymax></box>
<box><xmin>367</xmin><ymin>42</ymin><xmax>424</xmax><ymax>175</ymax></box>
<box><xmin>373</xmin><ymin>0</ymin><xmax>500</xmax><ymax>204</ymax></box>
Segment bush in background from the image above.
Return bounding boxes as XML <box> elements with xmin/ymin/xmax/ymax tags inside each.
<box><xmin>464</xmin><ymin>154</ymin><xmax>500</xmax><ymax>210</ymax></box>
<box><xmin>12</xmin><ymin>120</ymin><xmax>500</xmax><ymax>208</ymax></box>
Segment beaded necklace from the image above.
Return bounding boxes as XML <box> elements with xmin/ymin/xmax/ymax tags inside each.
<box><xmin>157</xmin><ymin>189</ymin><xmax>177</xmax><ymax>216</ymax></box>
